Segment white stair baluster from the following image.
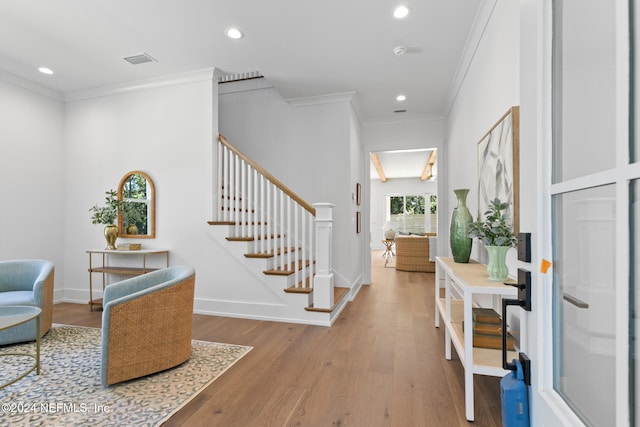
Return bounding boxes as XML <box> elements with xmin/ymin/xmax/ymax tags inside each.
<box><xmin>223</xmin><ymin>145</ymin><xmax>229</xmax><ymax>222</ymax></box>
<box><xmin>294</xmin><ymin>203</ymin><xmax>300</xmax><ymax>289</ymax></box>
<box><xmin>217</xmin><ymin>142</ymin><xmax>223</xmax><ymax>221</ymax></box>
<box><xmin>253</xmin><ymin>168</ymin><xmax>258</xmax><ymax>247</ymax></box>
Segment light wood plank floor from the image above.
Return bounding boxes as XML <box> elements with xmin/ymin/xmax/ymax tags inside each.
<box><xmin>53</xmin><ymin>252</ymin><xmax>502</xmax><ymax>426</ymax></box>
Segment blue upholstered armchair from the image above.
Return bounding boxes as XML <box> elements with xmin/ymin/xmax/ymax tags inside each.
<box><xmin>101</xmin><ymin>265</ymin><xmax>196</xmax><ymax>386</ymax></box>
<box><xmin>0</xmin><ymin>259</ymin><xmax>55</xmax><ymax>345</ymax></box>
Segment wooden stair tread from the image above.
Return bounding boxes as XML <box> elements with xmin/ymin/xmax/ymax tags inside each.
<box><xmin>226</xmin><ymin>234</ymin><xmax>282</xmax><ymax>242</ymax></box>
<box><xmin>209</xmin><ymin>220</ymin><xmax>267</xmax><ymax>226</ymax></box>
<box><xmin>245</xmin><ymin>248</ymin><xmax>297</xmax><ymax>258</ymax></box>
<box><xmin>284</xmin><ymin>277</ymin><xmax>312</xmax><ymax>293</ymax></box>
<box><xmin>264</xmin><ymin>260</ymin><xmax>313</xmax><ymax>276</ymax></box>
<box><xmin>226</xmin><ymin>236</ymin><xmax>255</xmax><ymax>242</ymax></box>
<box><xmin>305</xmin><ymin>287</ymin><xmax>349</xmax><ymax>313</ymax></box>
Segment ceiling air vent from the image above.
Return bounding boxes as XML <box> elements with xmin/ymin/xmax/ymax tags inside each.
<box><xmin>218</xmin><ymin>71</ymin><xmax>263</xmax><ymax>83</ymax></box>
<box><xmin>394</xmin><ymin>109</ymin><xmax>407</xmax><ymax>113</ymax></box>
<box><xmin>123</xmin><ymin>53</ymin><xmax>157</xmax><ymax>65</ymax></box>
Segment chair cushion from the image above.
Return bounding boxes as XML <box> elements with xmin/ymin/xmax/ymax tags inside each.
<box><xmin>0</xmin><ymin>290</ymin><xmax>34</xmax><ymax>306</ymax></box>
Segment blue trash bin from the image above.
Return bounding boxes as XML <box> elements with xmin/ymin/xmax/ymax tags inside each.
<box><xmin>501</xmin><ymin>359</ymin><xmax>530</xmax><ymax>427</ymax></box>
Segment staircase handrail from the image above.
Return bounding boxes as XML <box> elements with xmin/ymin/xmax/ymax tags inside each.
<box><xmin>218</xmin><ymin>134</ymin><xmax>316</xmax><ymax>216</ymax></box>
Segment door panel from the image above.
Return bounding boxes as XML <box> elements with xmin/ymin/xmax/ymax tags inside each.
<box><xmin>551</xmin><ymin>0</ymin><xmax>634</xmax><ymax>425</ymax></box>
<box><xmin>552</xmin><ymin>185</ymin><xmax>616</xmax><ymax>425</ymax></box>
<box><xmin>552</xmin><ymin>0</ymin><xmax>616</xmax><ymax>183</ymax></box>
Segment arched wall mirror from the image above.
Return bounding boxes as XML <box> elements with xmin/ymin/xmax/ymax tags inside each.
<box><xmin>117</xmin><ymin>171</ymin><xmax>155</xmax><ymax>238</ymax></box>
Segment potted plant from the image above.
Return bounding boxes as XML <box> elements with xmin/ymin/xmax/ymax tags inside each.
<box><xmin>468</xmin><ymin>198</ymin><xmax>517</xmax><ymax>281</ymax></box>
<box><xmin>89</xmin><ymin>189</ymin><xmax>120</xmax><ymax>250</ymax></box>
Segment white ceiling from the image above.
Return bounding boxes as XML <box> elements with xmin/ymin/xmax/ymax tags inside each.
<box><xmin>0</xmin><ymin>0</ymin><xmax>481</xmax><ymax>123</ymax></box>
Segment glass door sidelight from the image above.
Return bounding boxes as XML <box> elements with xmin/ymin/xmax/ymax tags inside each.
<box><xmin>551</xmin><ymin>0</ymin><xmax>636</xmax><ymax>424</ymax></box>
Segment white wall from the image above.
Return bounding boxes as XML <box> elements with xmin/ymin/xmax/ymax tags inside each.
<box><xmin>0</xmin><ymin>76</ymin><xmax>65</xmax><ymax>291</ymax></box>
<box><xmin>445</xmin><ymin>0</ymin><xmax>520</xmax><ymax>264</ymax></box>
<box><xmin>60</xmin><ymin>72</ymin><xmax>297</xmax><ymax>315</ymax></box>
<box><xmin>219</xmin><ymin>82</ymin><xmax>363</xmax><ymax>288</ymax></box>
<box><xmin>363</xmin><ymin>118</ymin><xmax>445</xmax><ymax>153</ymax></box>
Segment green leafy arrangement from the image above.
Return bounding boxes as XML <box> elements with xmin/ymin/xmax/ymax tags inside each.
<box><xmin>89</xmin><ymin>189</ymin><xmax>120</xmax><ymax>225</ymax></box>
<box><xmin>468</xmin><ymin>198</ymin><xmax>517</xmax><ymax>247</ymax></box>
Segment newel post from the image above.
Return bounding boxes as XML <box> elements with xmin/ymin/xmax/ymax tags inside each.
<box><xmin>313</xmin><ymin>203</ymin><xmax>335</xmax><ymax>309</ymax></box>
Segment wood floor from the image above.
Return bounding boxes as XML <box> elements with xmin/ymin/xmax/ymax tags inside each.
<box><xmin>52</xmin><ymin>252</ymin><xmax>502</xmax><ymax>427</ymax></box>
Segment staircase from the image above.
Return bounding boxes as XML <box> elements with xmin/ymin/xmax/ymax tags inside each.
<box><xmin>207</xmin><ymin>135</ymin><xmax>349</xmax><ymax>325</ymax></box>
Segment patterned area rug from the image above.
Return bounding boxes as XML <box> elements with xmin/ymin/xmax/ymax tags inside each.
<box><xmin>0</xmin><ymin>325</ymin><xmax>251</xmax><ymax>426</ymax></box>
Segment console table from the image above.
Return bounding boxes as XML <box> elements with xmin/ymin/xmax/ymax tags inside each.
<box><xmin>87</xmin><ymin>249</ymin><xmax>169</xmax><ymax>311</ymax></box>
<box><xmin>435</xmin><ymin>256</ymin><xmax>518</xmax><ymax>421</ymax></box>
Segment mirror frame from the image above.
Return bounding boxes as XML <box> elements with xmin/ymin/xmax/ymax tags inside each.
<box><xmin>117</xmin><ymin>170</ymin><xmax>155</xmax><ymax>238</ymax></box>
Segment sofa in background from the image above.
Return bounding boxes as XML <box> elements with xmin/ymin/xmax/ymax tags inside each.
<box><xmin>101</xmin><ymin>265</ymin><xmax>196</xmax><ymax>386</ymax></box>
<box><xmin>0</xmin><ymin>259</ymin><xmax>54</xmax><ymax>345</ymax></box>
<box><xmin>395</xmin><ymin>233</ymin><xmax>437</xmax><ymax>273</ymax></box>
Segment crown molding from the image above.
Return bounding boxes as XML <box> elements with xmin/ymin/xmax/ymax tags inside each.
<box><xmin>443</xmin><ymin>0</ymin><xmax>498</xmax><ymax>117</ymax></box>
<box><xmin>286</xmin><ymin>91</ymin><xmax>355</xmax><ymax>107</ymax></box>
<box><xmin>362</xmin><ymin>112</ymin><xmax>446</xmax><ymax>127</ymax></box>
<box><xmin>64</xmin><ymin>68</ymin><xmax>216</xmax><ymax>102</ymax></box>
<box><xmin>0</xmin><ymin>69</ymin><xmax>63</xmax><ymax>101</ymax></box>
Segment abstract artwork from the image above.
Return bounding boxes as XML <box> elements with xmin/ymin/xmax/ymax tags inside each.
<box><xmin>477</xmin><ymin>106</ymin><xmax>520</xmax><ymax>235</ymax></box>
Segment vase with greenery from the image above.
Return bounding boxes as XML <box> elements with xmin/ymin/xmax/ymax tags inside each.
<box><xmin>468</xmin><ymin>198</ymin><xmax>517</xmax><ymax>281</ymax></box>
<box><xmin>89</xmin><ymin>189</ymin><xmax>120</xmax><ymax>250</ymax></box>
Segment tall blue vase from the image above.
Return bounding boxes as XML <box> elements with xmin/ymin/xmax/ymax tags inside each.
<box><xmin>449</xmin><ymin>189</ymin><xmax>473</xmax><ymax>263</ymax></box>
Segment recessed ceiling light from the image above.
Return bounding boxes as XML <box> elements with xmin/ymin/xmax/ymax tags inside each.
<box><xmin>393</xmin><ymin>46</ymin><xmax>407</xmax><ymax>56</ymax></box>
<box><xmin>225</xmin><ymin>28</ymin><xmax>244</xmax><ymax>39</ymax></box>
<box><xmin>393</xmin><ymin>5</ymin><xmax>410</xmax><ymax>19</ymax></box>
<box><xmin>38</xmin><ymin>67</ymin><xmax>53</xmax><ymax>75</ymax></box>
<box><xmin>396</xmin><ymin>94</ymin><xmax>407</xmax><ymax>102</ymax></box>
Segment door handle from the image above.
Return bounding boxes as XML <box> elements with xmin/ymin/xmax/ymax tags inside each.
<box><xmin>563</xmin><ymin>293</ymin><xmax>589</xmax><ymax>309</ymax></box>
<box><xmin>504</xmin><ymin>269</ymin><xmax>532</xmax><ymax>312</ymax></box>
<box><xmin>501</xmin><ymin>268</ymin><xmax>532</xmax><ymax>386</ymax></box>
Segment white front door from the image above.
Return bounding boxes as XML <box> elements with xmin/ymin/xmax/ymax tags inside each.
<box><xmin>528</xmin><ymin>0</ymin><xmax>637</xmax><ymax>425</ymax></box>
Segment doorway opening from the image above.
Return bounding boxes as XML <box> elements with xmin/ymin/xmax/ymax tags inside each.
<box><xmin>368</xmin><ymin>148</ymin><xmax>438</xmax><ymax>252</ymax></box>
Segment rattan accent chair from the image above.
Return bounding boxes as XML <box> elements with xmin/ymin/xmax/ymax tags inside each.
<box><xmin>101</xmin><ymin>265</ymin><xmax>196</xmax><ymax>386</ymax></box>
<box><xmin>395</xmin><ymin>234</ymin><xmax>436</xmax><ymax>273</ymax></box>
<box><xmin>0</xmin><ymin>259</ymin><xmax>54</xmax><ymax>345</ymax></box>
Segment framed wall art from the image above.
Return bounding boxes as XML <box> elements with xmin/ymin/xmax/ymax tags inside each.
<box><xmin>477</xmin><ymin>106</ymin><xmax>520</xmax><ymax>235</ymax></box>
<box><xmin>356</xmin><ymin>183</ymin><xmax>361</xmax><ymax>206</ymax></box>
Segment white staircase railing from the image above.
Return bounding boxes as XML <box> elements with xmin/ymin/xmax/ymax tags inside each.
<box><xmin>216</xmin><ymin>135</ymin><xmax>316</xmax><ymax>291</ymax></box>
